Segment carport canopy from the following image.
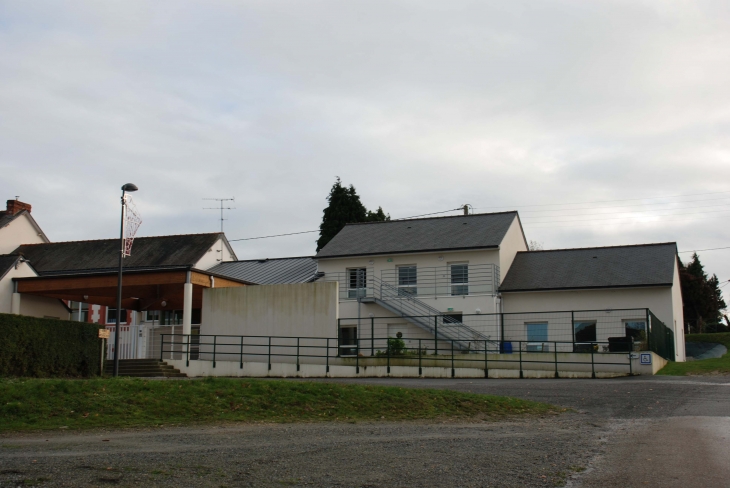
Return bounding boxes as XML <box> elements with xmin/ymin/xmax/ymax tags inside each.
<box><xmin>12</xmin><ymin>267</ymin><xmax>250</xmax><ymax>333</ymax></box>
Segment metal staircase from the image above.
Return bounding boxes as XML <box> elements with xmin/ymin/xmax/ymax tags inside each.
<box><xmin>364</xmin><ymin>276</ymin><xmax>492</xmax><ymax>351</ymax></box>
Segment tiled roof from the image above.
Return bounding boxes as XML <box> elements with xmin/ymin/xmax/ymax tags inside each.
<box><xmin>316</xmin><ymin>211</ymin><xmax>520</xmax><ymax>258</ymax></box>
<box><xmin>499</xmin><ymin>243</ymin><xmax>678</xmax><ymax>292</ymax></box>
<box><xmin>209</xmin><ymin>257</ymin><xmax>318</xmax><ymax>284</ymax></box>
<box><xmin>0</xmin><ymin>254</ymin><xmax>20</xmax><ymax>279</ymax></box>
<box><xmin>13</xmin><ymin>233</ymin><xmax>224</xmax><ymax>275</ymax></box>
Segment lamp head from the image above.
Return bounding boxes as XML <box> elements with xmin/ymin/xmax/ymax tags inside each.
<box><xmin>121</xmin><ymin>183</ymin><xmax>138</xmax><ymax>192</ymax></box>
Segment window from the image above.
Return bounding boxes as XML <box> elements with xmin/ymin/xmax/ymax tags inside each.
<box><xmin>145</xmin><ymin>310</ymin><xmax>160</xmax><ymax>322</ymax></box>
<box><xmin>450</xmin><ymin>264</ymin><xmax>469</xmax><ymax>296</ymax></box>
<box><xmin>339</xmin><ymin>326</ymin><xmax>358</xmax><ymax>356</ymax></box>
<box><xmin>106</xmin><ymin>308</ymin><xmax>127</xmax><ymax>324</ymax></box>
<box><xmin>624</xmin><ymin>320</ymin><xmax>647</xmax><ymax>341</ymax></box>
<box><xmin>347</xmin><ymin>268</ymin><xmax>367</xmax><ymax>299</ymax></box>
<box><xmin>397</xmin><ymin>266</ymin><xmax>417</xmax><ymax>296</ymax></box>
<box><xmin>526</xmin><ymin>322</ymin><xmax>549</xmax><ymax>352</ymax></box>
<box><xmin>574</xmin><ymin>321</ymin><xmax>597</xmax><ymax>342</ymax></box>
<box><xmin>442</xmin><ymin>313</ymin><xmax>463</xmax><ymax>324</ymax></box>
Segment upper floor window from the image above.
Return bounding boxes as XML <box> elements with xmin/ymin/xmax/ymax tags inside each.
<box><xmin>397</xmin><ymin>265</ymin><xmax>417</xmax><ymax>296</ymax></box>
<box><xmin>450</xmin><ymin>264</ymin><xmax>469</xmax><ymax>296</ymax></box>
<box><xmin>347</xmin><ymin>268</ymin><xmax>367</xmax><ymax>299</ymax></box>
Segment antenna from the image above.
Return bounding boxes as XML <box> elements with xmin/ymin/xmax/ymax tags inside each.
<box><xmin>203</xmin><ymin>197</ymin><xmax>236</xmax><ymax>262</ymax></box>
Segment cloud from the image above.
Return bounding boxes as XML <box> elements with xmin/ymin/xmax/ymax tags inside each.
<box><xmin>0</xmin><ymin>0</ymin><xmax>729</xmax><ymax>280</ymax></box>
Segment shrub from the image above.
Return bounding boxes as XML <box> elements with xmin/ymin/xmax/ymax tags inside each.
<box><xmin>0</xmin><ymin>313</ymin><xmax>105</xmax><ymax>377</ymax></box>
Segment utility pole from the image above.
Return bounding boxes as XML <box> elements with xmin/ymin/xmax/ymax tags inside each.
<box><xmin>203</xmin><ymin>198</ymin><xmax>235</xmax><ymax>262</ymax></box>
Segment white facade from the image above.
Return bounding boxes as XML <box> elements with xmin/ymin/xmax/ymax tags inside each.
<box><xmin>0</xmin><ymin>211</ymin><xmax>48</xmax><ymax>253</ymax></box>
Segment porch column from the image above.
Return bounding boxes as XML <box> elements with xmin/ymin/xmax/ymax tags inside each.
<box><xmin>11</xmin><ymin>281</ymin><xmax>20</xmax><ymax>315</ymax></box>
<box><xmin>182</xmin><ymin>271</ymin><xmax>193</xmax><ymax>336</ymax></box>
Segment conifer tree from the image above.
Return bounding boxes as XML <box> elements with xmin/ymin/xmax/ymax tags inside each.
<box><xmin>316</xmin><ymin>178</ymin><xmax>389</xmax><ymax>251</ymax></box>
<box><xmin>679</xmin><ymin>253</ymin><xmax>727</xmax><ymax>333</ymax></box>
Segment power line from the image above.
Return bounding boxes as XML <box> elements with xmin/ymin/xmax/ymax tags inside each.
<box><xmin>395</xmin><ymin>207</ymin><xmax>464</xmax><ymax>220</ymax></box>
<box><xmin>472</xmin><ymin>189</ymin><xmax>730</xmax><ymax>210</ymax></box>
<box><xmin>229</xmin><ymin>230</ymin><xmax>319</xmax><ymax>242</ymax></box>
<box><xmin>678</xmin><ymin>247</ymin><xmax>730</xmax><ymax>254</ymax></box>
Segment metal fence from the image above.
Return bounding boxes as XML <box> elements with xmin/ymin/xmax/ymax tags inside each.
<box><xmin>160</xmin><ymin>334</ymin><xmax>635</xmax><ymax>378</ymax></box>
<box><xmin>338</xmin><ymin>308</ymin><xmax>661</xmax><ymax>354</ymax></box>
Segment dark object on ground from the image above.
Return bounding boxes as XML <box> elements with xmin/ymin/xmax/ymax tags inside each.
<box><xmin>685</xmin><ymin>341</ymin><xmax>728</xmax><ymax>360</ymax></box>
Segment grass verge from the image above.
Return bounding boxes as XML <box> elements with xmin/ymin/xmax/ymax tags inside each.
<box><xmin>0</xmin><ymin>377</ymin><xmax>559</xmax><ymax>432</ymax></box>
<box><xmin>657</xmin><ymin>333</ymin><xmax>730</xmax><ymax>376</ymax></box>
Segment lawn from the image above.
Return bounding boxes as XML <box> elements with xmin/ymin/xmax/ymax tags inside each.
<box><xmin>0</xmin><ymin>377</ymin><xmax>559</xmax><ymax>432</ymax></box>
<box><xmin>657</xmin><ymin>332</ymin><xmax>730</xmax><ymax>376</ymax></box>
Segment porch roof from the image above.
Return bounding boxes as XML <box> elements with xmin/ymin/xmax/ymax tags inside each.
<box><xmin>13</xmin><ymin>266</ymin><xmax>251</xmax><ymax>311</ymax></box>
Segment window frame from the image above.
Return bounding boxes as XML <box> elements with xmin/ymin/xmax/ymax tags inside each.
<box><xmin>397</xmin><ymin>265</ymin><xmax>418</xmax><ymax>296</ymax></box>
<box><xmin>449</xmin><ymin>263</ymin><xmax>469</xmax><ymax>296</ymax></box>
<box><xmin>347</xmin><ymin>268</ymin><xmax>368</xmax><ymax>299</ymax></box>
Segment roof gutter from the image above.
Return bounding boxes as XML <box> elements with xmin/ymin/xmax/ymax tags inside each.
<box><xmin>499</xmin><ymin>283</ymin><xmax>674</xmax><ymax>293</ymax></box>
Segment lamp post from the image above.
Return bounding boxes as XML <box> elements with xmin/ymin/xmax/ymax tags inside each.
<box><xmin>113</xmin><ymin>183</ymin><xmax>138</xmax><ymax>377</ymax></box>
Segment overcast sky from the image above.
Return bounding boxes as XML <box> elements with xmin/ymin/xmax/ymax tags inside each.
<box><xmin>1</xmin><ymin>1</ymin><xmax>729</xmax><ymax>285</ymax></box>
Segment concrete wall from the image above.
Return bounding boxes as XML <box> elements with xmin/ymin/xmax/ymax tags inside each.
<box><xmin>670</xmin><ymin>257</ymin><xmax>686</xmax><ymax>361</ymax></box>
<box><xmin>502</xmin><ymin>285</ymin><xmax>684</xmax><ymax>361</ymax></box>
<box><xmin>0</xmin><ymin>261</ymin><xmax>69</xmax><ymax>318</ymax></box>
<box><xmin>0</xmin><ymin>214</ymin><xmax>46</xmax><ymax>254</ymax></box>
<box><xmin>201</xmin><ymin>281</ymin><xmax>339</xmax><ymax>338</ymax></box>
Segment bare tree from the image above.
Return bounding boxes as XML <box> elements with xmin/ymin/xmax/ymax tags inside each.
<box><xmin>528</xmin><ymin>240</ymin><xmax>544</xmax><ymax>251</ymax></box>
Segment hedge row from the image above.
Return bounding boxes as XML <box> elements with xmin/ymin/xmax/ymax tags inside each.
<box><xmin>0</xmin><ymin>313</ymin><xmax>105</xmax><ymax>377</ymax></box>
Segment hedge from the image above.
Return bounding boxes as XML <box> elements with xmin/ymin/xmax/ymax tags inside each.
<box><xmin>0</xmin><ymin>313</ymin><xmax>105</xmax><ymax>377</ymax></box>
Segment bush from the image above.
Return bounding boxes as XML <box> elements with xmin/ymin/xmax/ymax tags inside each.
<box><xmin>0</xmin><ymin>313</ymin><xmax>105</xmax><ymax>377</ymax></box>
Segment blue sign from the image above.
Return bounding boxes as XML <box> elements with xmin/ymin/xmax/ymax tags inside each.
<box><xmin>640</xmin><ymin>353</ymin><xmax>652</xmax><ymax>365</ymax></box>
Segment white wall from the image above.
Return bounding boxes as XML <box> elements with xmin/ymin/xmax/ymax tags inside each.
<box><xmin>0</xmin><ymin>260</ymin><xmax>69</xmax><ymax>318</ymax></box>
<box><xmin>201</xmin><ymin>281</ymin><xmax>339</xmax><ymax>338</ymax></box>
<box><xmin>498</xmin><ymin>216</ymin><xmax>528</xmax><ymax>282</ymax></box>
<box><xmin>502</xmin><ymin>285</ymin><xmax>684</xmax><ymax>361</ymax></box>
<box><xmin>195</xmin><ymin>237</ymin><xmax>236</xmax><ymax>270</ymax></box>
<box><xmin>670</xmin><ymin>257</ymin><xmax>686</xmax><ymax>361</ymax></box>
<box><xmin>0</xmin><ymin>214</ymin><xmax>46</xmax><ymax>253</ymax></box>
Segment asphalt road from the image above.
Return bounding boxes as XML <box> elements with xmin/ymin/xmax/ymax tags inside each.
<box><xmin>0</xmin><ymin>375</ymin><xmax>728</xmax><ymax>487</ymax></box>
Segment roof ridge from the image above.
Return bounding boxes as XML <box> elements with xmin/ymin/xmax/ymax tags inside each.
<box><xmin>216</xmin><ymin>255</ymin><xmax>315</xmax><ymax>264</ymax></box>
<box><xmin>518</xmin><ymin>242</ymin><xmax>678</xmax><ymax>254</ymax></box>
<box><xmin>345</xmin><ymin>210</ymin><xmax>519</xmax><ymax>226</ymax></box>
<box><xmin>15</xmin><ymin>232</ymin><xmax>224</xmax><ymax>247</ymax></box>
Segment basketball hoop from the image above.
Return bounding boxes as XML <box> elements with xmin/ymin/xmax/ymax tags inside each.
<box><xmin>122</xmin><ymin>195</ymin><xmax>142</xmax><ymax>257</ymax></box>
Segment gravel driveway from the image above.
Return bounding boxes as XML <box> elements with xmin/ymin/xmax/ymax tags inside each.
<box><xmin>1</xmin><ymin>375</ymin><xmax>728</xmax><ymax>487</ymax></box>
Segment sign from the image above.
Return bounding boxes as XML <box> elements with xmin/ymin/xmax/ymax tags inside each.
<box><xmin>98</xmin><ymin>329</ymin><xmax>110</xmax><ymax>339</ymax></box>
<box><xmin>640</xmin><ymin>353</ymin><xmax>652</xmax><ymax>365</ymax></box>
<box><xmin>627</xmin><ymin>353</ymin><xmax>639</xmax><ymax>359</ymax></box>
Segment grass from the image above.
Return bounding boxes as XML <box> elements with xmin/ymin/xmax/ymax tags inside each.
<box><xmin>0</xmin><ymin>377</ymin><xmax>559</xmax><ymax>432</ymax></box>
<box><xmin>657</xmin><ymin>332</ymin><xmax>730</xmax><ymax>376</ymax></box>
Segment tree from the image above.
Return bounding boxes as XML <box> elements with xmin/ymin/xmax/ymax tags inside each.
<box><xmin>679</xmin><ymin>253</ymin><xmax>727</xmax><ymax>333</ymax></box>
<box><xmin>316</xmin><ymin>178</ymin><xmax>389</xmax><ymax>251</ymax></box>
<box><xmin>528</xmin><ymin>240</ymin><xmax>544</xmax><ymax>251</ymax></box>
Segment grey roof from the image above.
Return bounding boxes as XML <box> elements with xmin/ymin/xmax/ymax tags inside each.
<box><xmin>499</xmin><ymin>243</ymin><xmax>678</xmax><ymax>292</ymax></box>
<box><xmin>0</xmin><ymin>254</ymin><xmax>21</xmax><ymax>280</ymax></box>
<box><xmin>13</xmin><ymin>233</ymin><xmax>225</xmax><ymax>276</ymax></box>
<box><xmin>0</xmin><ymin>212</ymin><xmax>18</xmax><ymax>228</ymax></box>
<box><xmin>316</xmin><ymin>211</ymin><xmax>520</xmax><ymax>258</ymax></box>
<box><xmin>209</xmin><ymin>257</ymin><xmax>318</xmax><ymax>284</ymax></box>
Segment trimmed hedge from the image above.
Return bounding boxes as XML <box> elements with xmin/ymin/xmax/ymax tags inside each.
<box><xmin>0</xmin><ymin>313</ymin><xmax>105</xmax><ymax>377</ymax></box>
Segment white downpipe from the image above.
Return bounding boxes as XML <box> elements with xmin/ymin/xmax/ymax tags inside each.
<box><xmin>11</xmin><ymin>293</ymin><xmax>21</xmax><ymax>315</ymax></box>
<box><xmin>182</xmin><ymin>282</ymin><xmax>193</xmax><ymax>336</ymax></box>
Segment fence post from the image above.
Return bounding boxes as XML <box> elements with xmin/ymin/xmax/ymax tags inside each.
<box><xmin>591</xmin><ymin>346</ymin><xmax>596</xmax><ymax>379</ymax></box>
<box><xmin>356</xmin><ymin>338</ymin><xmax>359</xmax><ymax>374</ymax></box>
<box><xmin>212</xmin><ymin>335</ymin><xmax>217</xmax><ymax>368</ymax></box>
<box><xmin>571</xmin><ymin>311</ymin><xmax>575</xmax><ymax>352</ymax></box>
<box><xmin>484</xmin><ymin>340</ymin><xmax>488</xmax><ymax>379</ymax></box>
<box><xmin>500</xmin><ymin>312</ymin><xmax>505</xmax><ymax>352</ymax></box>
<box><xmin>268</xmin><ymin>336</ymin><xmax>272</xmax><ymax>371</ymax></box>
<box><xmin>419</xmin><ymin>339</ymin><xmax>422</xmax><ymax>376</ymax></box>
<box><xmin>387</xmin><ymin>338</ymin><xmax>390</xmax><ymax>374</ymax></box>
<box><xmin>645</xmin><ymin>308</ymin><xmax>651</xmax><ymax>352</ymax></box>
<box><xmin>337</xmin><ymin>318</ymin><xmax>341</xmax><ymax>357</ymax></box>
<box><xmin>186</xmin><ymin>334</ymin><xmax>190</xmax><ymax>367</ymax></box>
<box><xmin>240</xmin><ymin>336</ymin><xmax>243</xmax><ymax>369</ymax></box>
<box><xmin>451</xmin><ymin>340</ymin><xmax>455</xmax><ymax>378</ymax></box>
<box><xmin>519</xmin><ymin>341</ymin><xmax>523</xmax><ymax>379</ymax></box>
<box><xmin>326</xmin><ymin>338</ymin><xmax>330</xmax><ymax>374</ymax></box>
<box><xmin>629</xmin><ymin>350</ymin><xmax>633</xmax><ymax>375</ymax></box>
<box><xmin>297</xmin><ymin>337</ymin><xmax>300</xmax><ymax>372</ymax></box>
<box><xmin>371</xmin><ymin>317</ymin><xmax>375</xmax><ymax>356</ymax></box>
<box><xmin>554</xmin><ymin>342</ymin><xmax>559</xmax><ymax>378</ymax></box>
<box><xmin>160</xmin><ymin>333</ymin><xmax>164</xmax><ymax>361</ymax></box>
<box><xmin>434</xmin><ymin>316</ymin><xmax>438</xmax><ymax>355</ymax></box>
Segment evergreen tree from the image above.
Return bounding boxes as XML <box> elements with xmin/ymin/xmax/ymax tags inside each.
<box><xmin>316</xmin><ymin>178</ymin><xmax>389</xmax><ymax>251</ymax></box>
<box><xmin>679</xmin><ymin>253</ymin><xmax>727</xmax><ymax>333</ymax></box>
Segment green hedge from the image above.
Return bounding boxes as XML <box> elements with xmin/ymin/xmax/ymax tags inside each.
<box><xmin>0</xmin><ymin>313</ymin><xmax>105</xmax><ymax>377</ymax></box>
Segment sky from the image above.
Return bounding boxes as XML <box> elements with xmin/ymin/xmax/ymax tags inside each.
<box><xmin>1</xmin><ymin>1</ymin><xmax>729</xmax><ymax>287</ymax></box>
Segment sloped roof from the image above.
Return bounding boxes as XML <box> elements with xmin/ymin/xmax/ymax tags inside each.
<box><xmin>316</xmin><ymin>211</ymin><xmax>520</xmax><ymax>258</ymax></box>
<box><xmin>0</xmin><ymin>254</ymin><xmax>21</xmax><ymax>280</ymax></box>
<box><xmin>0</xmin><ymin>210</ymin><xmax>50</xmax><ymax>243</ymax></box>
<box><xmin>13</xmin><ymin>233</ymin><xmax>224</xmax><ymax>276</ymax></box>
<box><xmin>499</xmin><ymin>243</ymin><xmax>678</xmax><ymax>292</ymax></box>
<box><xmin>209</xmin><ymin>256</ymin><xmax>318</xmax><ymax>284</ymax></box>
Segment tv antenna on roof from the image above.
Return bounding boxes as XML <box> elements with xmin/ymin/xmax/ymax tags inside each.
<box><xmin>204</xmin><ymin>198</ymin><xmax>236</xmax><ymax>262</ymax></box>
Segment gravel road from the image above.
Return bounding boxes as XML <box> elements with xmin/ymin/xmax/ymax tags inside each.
<box><xmin>1</xmin><ymin>375</ymin><xmax>728</xmax><ymax>487</ymax></box>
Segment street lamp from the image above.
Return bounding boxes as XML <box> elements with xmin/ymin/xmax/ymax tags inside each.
<box><xmin>113</xmin><ymin>183</ymin><xmax>138</xmax><ymax>377</ymax></box>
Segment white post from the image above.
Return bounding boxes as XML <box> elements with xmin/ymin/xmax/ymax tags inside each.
<box><xmin>182</xmin><ymin>272</ymin><xmax>193</xmax><ymax>336</ymax></box>
<box><xmin>11</xmin><ymin>293</ymin><xmax>21</xmax><ymax>315</ymax></box>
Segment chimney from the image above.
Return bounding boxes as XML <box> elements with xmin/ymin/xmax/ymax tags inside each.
<box><xmin>6</xmin><ymin>199</ymin><xmax>32</xmax><ymax>215</ymax></box>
